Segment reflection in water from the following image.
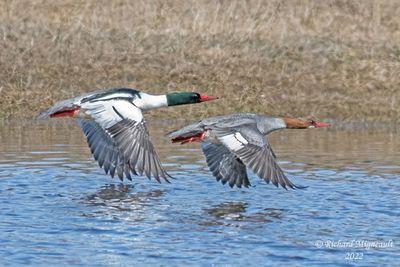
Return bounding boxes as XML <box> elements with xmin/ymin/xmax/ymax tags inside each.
<box><xmin>86</xmin><ymin>184</ymin><xmax>133</xmax><ymax>202</ymax></box>
<box><xmin>205</xmin><ymin>201</ymin><xmax>248</xmax><ymax>220</ymax></box>
<box><xmin>82</xmin><ymin>184</ymin><xmax>163</xmax><ymax>220</ymax></box>
<box><xmin>202</xmin><ymin>202</ymin><xmax>284</xmax><ymax>227</ymax></box>
<box><xmin>0</xmin><ymin>120</ymin><xmax>399</xmax><ymax>266</ymax></box>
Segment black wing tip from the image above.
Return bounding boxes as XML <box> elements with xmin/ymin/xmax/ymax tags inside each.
<box><xmin>280</xmin><ymin>183</ymin><xmax>308</xmax><ymax>190</ymax></box>
<box><xmin>221</xmin><ymin>179</ymin><xmax>251</xmax><ymax>189</ymax></box>
<box><xmin>154</xmin><ymin>176</ymin><xmax>173</xmax><ymax>184</ymax></box>
<box><xmin>102</xmin><ymin>167</ymin><xmax>174</xmax><ymax>184</ymax></box>
<box><xmin>143</xmin><ymin>171</ymin><xmax>173</xmax><ymax>184</ymax></box>
<box><xmin>160</xmin><ymin>171</ymin><xmax>173</xmax><ymax>183</ymax></box>
<box><xmin>293</xmin><ymin>184</ymin><xmax>308</xmax><ymax>190</ymax></box>
<box><xmin>166</xmin><ymin>175</ymin><xmax>175</xmax><ymax>181</ymax></box>
<box><xmin>232</xmin><ymin>183</ymin><xmax>251</xmax><ymax>189</ymax></box>
<box><xmin>215</xmin><ymin>174</ymin><xmax>308</xmax><ymax>190</ymax></box>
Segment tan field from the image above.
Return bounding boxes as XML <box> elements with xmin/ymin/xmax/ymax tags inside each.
<box><xmin>1</xmin><ymin>0</ymin><xmax>399</xmax><ymax>123</ymax></box>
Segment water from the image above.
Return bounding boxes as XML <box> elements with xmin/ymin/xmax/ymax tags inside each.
<box><xmin>0</xmin><ymin>120</ymin><xmax>399</xmax><ymax>266</ymax></box>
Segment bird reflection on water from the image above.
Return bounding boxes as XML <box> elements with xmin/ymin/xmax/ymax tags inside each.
<box><xmin>1</xmin><ymin>121</ymin><xmax>399</xmax><ymax>266</ymax></box>
<box><xmin>200</xmin><ymin>201</ymin><xmax>284</xmax><ymax>228</ymax></box>
<box><xmin>81</xmin><ymin>184</ymin><xmax>163</xmax><ymax>220</ymax></box>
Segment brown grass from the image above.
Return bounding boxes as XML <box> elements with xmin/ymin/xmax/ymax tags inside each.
<box><xmin>1</xmin><ymin>0</ymin><xmax>400</xmax><ymax>122</ymax></box>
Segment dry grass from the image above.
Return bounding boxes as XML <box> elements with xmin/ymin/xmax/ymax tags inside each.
<box><xmin>1</xmin><ymin>0</ymin><xmax>400</xmax><ymax>122</ymax></box>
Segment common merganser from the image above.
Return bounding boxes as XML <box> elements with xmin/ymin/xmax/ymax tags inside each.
<box><xmin>167</xmin><ymin>113</ymin><xmax>330</xmax><ymax>189</ymax></box>
<box><xmin>38</xmin><ymin>87</ymin><xmax>218</xmax><ymax>182</ymax></box>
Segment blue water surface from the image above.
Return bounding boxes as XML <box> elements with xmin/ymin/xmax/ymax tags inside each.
<box><xmin>0</xmin><ymin>120</ymin><xmax>398</xmax><ymax>266</ymax></box>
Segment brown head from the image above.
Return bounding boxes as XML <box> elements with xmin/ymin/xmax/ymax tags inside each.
<box><xmin>283</xmin><ymin>118</ymin><xmax>330</xmax><ymax>129</ymax></box>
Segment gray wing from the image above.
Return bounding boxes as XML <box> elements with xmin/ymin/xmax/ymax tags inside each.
<box><xmin>166</xmin><ymin>113</ymin><xmax>258</xmax><ymax>140</ymax></box>
<box><xmin>78</xmin><ymin>118</ymin><xmax>170</xmax><ymax>182</ymax></box>
<box><xmin>201</xmin><ymin>113</ymin><xmax>258</xmax><ymax>128</ymax></box>
<box><xmin>201</xmin><ymin>143</ymin><xmax>250</xmax><ymax>188</ymax></box>
<box><xmin>214</xmin><ymin>126</ymin><xmax>299</xmax><ymax>190</ymax></box>
<box><xmin>108</xmin><ymin>119</ymin><xmax>170</xmax><ymax>182</ymax></box>
<box><xmin>78</xmin><ymin>119</ymin><xmax>134</xmax><ymax>180</ymax></box>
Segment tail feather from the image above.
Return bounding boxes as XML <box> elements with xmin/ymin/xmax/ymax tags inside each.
<box><xmin>50</xmin><ymin>106</ymin><xmax>80</xmax><ymax>118</ymax></box>
<box><xmin>166</xmin><ymin>121</ymin><xmax>203</xmax><ymax>138</ymax></box>
<box><xmin>171</xmin><ymin>131</ymin><xmax>205</xmax><ymax>143</ymax></box>
<box><xmin>171</xmin><ymin>131</ymin><xmax>207</xmax><ymax>144</ymax></box>
<box><xmin>37</xmin><ymin>99</ymin><xmax>80</xmax><ymax>119</ymax></box>
<box><xmin>167</xmin><ymin>121</ymin><xmax>206</xmax><ymax>144</ymax></box>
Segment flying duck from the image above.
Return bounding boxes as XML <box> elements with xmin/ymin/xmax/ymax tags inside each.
<box><xmin>167</xmin><ymin>113</ymin><xmax>330</xmax><ymax>189</ymax></box>
<box><xmin>38</xmin><ymin>87</ymin><xmax>218</xmax><ymax>182</ymax></box>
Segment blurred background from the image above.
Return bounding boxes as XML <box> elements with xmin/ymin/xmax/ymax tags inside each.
<box><xmin>1</xmin><ymin>0</ymin><xmax>399</xmax><ymax>122</ymax></box>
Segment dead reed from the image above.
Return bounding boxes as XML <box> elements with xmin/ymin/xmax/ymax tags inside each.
<box><xmin>1</xmin><ymin>0</ymin><xmax>399</xmax><ymax>122</ymax></box>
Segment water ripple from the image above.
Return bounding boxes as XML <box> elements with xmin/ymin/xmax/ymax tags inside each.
<box><xmin>0</xmin><ymin>121</ymin><xmax>398</xmax><ymax>266</ymax></box>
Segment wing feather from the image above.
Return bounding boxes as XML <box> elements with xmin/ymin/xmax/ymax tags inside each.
<box><xmin>78</xmin><ymin>117</ymin><xmax>170</xmax><ymax>181</ymax></box>
<box><xmin>201</xmin><ymin>143</ymin><xmax>250</xmax><ymax>188</ymax></box>
<box><xmin>76</xmin><ymin>94</ymin><xmax>170</xmax><ymax>182</ymax></box>
<box><xmin>236</xmin><ymin>144</ymin><xmax>298</xmax><ymax>189</ymax></box>
<box><xmin>214</xmin><ymin>127</ymin><xmax>301</xmax><ymax>190</ymax></box>
<box><xmin>108</xmin><ymin>119</ymin><xmax>170</xmax><ymax>182</ymax></box>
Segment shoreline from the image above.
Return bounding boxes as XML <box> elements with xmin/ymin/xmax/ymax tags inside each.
<box><xmin>1</xmin><ymin>116</ymin><xmax>399</xmax><ymax>131</ymax></box>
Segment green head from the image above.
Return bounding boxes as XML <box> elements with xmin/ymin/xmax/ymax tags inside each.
<box><xmin>166</xmin><ymin>92</ymin><xmax>218</xmax><ymax>106</ymax></box>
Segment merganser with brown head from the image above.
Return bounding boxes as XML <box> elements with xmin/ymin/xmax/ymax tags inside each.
<box><xmin>167</xmin><ymin>113</ymin><xmax>330</xmax><ymax>189</ymax></box>
<box><xmin>38</xmin><ymin>87</ymin><xmax>218</xmax><ymax>182</ymax></box>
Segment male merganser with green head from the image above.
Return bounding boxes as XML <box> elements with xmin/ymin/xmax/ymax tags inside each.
<box><xmin>167</xmin><ymin>113</ymin><xmax>330</xmax><ymax>189</ymax></box>
<box><xmin>38</xmin><ymin>87</ymin><xmax>218</xmax><ymax>182</ymax></box>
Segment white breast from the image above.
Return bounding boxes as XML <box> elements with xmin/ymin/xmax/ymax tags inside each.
<box><xmin>134</xmin><ymin>93</ymin><xmax>168</xmax><ymax>110</ymax></box>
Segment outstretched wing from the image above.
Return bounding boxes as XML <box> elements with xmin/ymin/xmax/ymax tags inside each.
<box><xmin>201</xmin><ymin>143</ymin><xmax>250</xmax><ymax>188</ymax></box>
<box><xmin>108</xmin><ymin>119</ymin><xmax>170</xmax><ymax>182</ymax></box>
<box><xmin>213</xmin><ymin>126</ymin><xmax>300</xmax><ymax>189</ymax></box>
<box><xmin>78</xmin><ymin>119</ymin><xmax>134</xmax><ymax>180</ymax></box>
<box><xmin>77</xmin><ymin>98</ymin><xmax>170</xmax><ymax>182</ymax></box>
